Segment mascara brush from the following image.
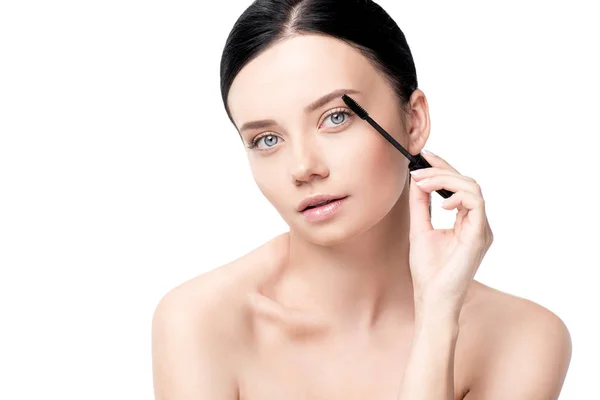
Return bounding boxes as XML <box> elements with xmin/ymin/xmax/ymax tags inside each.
<box><xmin>341</xmin><ymin>94</ymin><xmax>454</xmax><ymax>199</ymax></box>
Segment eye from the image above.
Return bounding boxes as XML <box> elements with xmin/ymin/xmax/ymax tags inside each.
<box><xmin>247</xmin><ymin>134</ymin><xmax>280</xmax><ymax>150</ymax></box>
<box><xmin>320</xmin><ymin>108</ymin><xmax>353</xmax><ymax>129</ymax></box>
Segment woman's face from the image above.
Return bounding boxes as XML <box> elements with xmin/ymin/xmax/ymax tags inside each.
<box><xmin>227</xmin><ymin>34</ymin><xmax>426</xmax><ymax>245</ymax></box>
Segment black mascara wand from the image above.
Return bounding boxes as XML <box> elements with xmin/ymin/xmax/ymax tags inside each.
<box><xmin>342</xmin><ymin>94</ymin><xmax>454</xmax><ymax>199</ymax></box>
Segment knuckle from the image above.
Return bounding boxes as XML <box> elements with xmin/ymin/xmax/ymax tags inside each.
<box><xmin>474</xmin><ymin>196</ymin><xmax>484</xmax><ymax>207</ymax></box>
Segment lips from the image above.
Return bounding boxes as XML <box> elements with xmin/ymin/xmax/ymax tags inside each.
<box><xmin>297</xmin><ymin>194</ymin><xmax>348</xmax><ymax>212</ymax></box>
<box><xmin>305</xmin><ymin>199</ymin><xmax>336</xmax><ymax>210</ymax></box>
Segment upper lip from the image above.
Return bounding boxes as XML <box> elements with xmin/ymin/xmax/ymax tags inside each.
<box><xmin>297</xmin><ymin>194</ymin><xmax>348</xmax><ymax>212</ymax></box>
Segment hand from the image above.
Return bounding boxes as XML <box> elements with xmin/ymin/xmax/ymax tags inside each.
<box><xmin>408</xmin><ymin>150</ymin><xmax>493</xmax><ymax>316</ymax></box>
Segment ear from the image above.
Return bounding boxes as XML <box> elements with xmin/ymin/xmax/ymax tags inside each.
<box><xmin>404</xmin><ymin>89</ymin><xmax>431</xmax><ymax>155</ymax></box>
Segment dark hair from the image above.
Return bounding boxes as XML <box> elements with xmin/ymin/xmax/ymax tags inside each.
<box><xmin>219</xmin><ymin>0</ymin><xmax>419</xmax><ymax>127</ymax></box>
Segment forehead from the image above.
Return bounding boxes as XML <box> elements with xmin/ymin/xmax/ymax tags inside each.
<box><xmin>227</xmin><ymin>34</ymin><xmax>384</xmax><ymax>127</ymax></box>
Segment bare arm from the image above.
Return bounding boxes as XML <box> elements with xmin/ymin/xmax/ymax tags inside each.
<box><xmin>151</xmin><ymin>288</ymin><xmax>238</xmax><ymax>400</ymax></box>
<box><xmin>392</xmin><ymin>150</ymin><xmax>573</xmax><ymax>399</ymax></box>
<box><xmin>395</xmin><ymin>301</ymin><xmax>572</xmax><ymax>400</ymax></box>
<box><xmin>396</xmin><ymin>306</ymin><xmax>460</xmax><ymax>400</ymax></box>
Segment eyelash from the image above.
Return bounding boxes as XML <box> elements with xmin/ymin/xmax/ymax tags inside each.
<box><xmin>245</xmin><ymin>107</ymin><xmax>355</xmax><ymax>150</ymax></box>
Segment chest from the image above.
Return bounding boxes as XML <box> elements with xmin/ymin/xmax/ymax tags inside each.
<box><xmin>237</xmin><ymin>334</ymin><xmax>470</xmax><ymax>400</ymax></box>
<box><xmin>239</xmin><ymin>347</ymin><xmax>403</xmax><ymax>399</ymax></box>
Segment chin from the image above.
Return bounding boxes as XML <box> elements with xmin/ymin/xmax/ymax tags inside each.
<box><xmin>286</xmin><ymin>214</ymin><xmax>375</xmax><ymax>247</ymax></box>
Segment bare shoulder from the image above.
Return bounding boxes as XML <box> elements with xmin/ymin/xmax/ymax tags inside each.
<box><xmin>151</xmin><ymin>232</ymin><xmax>289</xmax><ymax>399</ymax></box>
<box><xmin>461</xmin><ymin>281</ymin><xmax>572</xmax><ymax>399</ymax></box>
<box><xmin>154</xmin><ymin>231</ymin><xmax>288</xmax><ymax>321</ymax></box>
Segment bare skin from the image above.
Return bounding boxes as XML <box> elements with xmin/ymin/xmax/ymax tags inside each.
<box><xmin>152</xmin><ymin>34</ymin><xmax>571</xmax><ymax>399</ymax></box>
<box><xmin>152</xmin><ymin>230</ymin><xmax>571</xmax><ymax>399</ymax></box>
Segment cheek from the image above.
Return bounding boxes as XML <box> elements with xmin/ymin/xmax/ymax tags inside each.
<box><xmin>351</xmin><ymin>132</ymin><xmax>402</xmax><ymax>180</ymax></box>
<box><xmin>347</xmin><ymin>132</ymin><xmax>406</xmax><ymax>205</ymax></box>
<box><xmin>250</xmin><ymin>162</ymin><xmax>289</xmax><ymax>208</ymax></box>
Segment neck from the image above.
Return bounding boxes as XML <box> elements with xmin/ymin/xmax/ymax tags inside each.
<box><xmin>276</xmin><ymin>182</ymin><xmax>415</xmax><ymax>332</ymax></box>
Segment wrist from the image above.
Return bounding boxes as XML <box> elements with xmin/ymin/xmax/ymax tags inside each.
<box><xmin>414</xmin><ymin>289</ymin><xmax>464</xmax><ymax>318</ymax></box>
<box><xmin>414</xmin><ymin>300</ymin><xmax>461</xmax><ymax>333</ymax></box>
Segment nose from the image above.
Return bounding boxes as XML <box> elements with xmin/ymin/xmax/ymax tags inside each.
<box><xmin>290</xmin><ymin>137</ymin><xmax>330</xmax><ymax>186</ymax></box>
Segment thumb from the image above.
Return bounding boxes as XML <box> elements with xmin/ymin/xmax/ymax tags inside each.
<box><xmin>408</xmin><ymin>172</ymin><xmax>433</xmax><ymax>239</ymax></box>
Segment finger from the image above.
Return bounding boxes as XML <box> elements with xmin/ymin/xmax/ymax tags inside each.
<box><xmin>441</xmin><ymin>189</ymin><xmax>486</xmax><ymax>230</ymax></box>
<box><xmin>408</xmin><ymin>172</ymin><xmax>433</xmax><ymax>239</ymax></box>
<box><xmin>410</xmin><ymin>167</ymin><xmax>473</xmax><ymax>183</ymax></box>
<box><xmin>415</xmin><ymin>174</ymin><xmax>482</xmax><ymax>199</ymax></box>
<box><xmin>414</xmin><ymin>172</ymin><xmax>487</xmax><ymax>233</ymax></box>
<box><xmin>420</xmin><ymin>150</ymin><xmax>459</xmax><ymax>174</ymax></box>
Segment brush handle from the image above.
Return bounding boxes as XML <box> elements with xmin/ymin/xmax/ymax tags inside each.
<box><xmin>408</xmin><ymin>153</ymin><xmax>455</xmax><ymax>199</ymax></box>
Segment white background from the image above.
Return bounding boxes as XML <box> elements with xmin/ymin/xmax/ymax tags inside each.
<box><xmin>1</xmin><ymin>0</ymin><xmax>598</xmax><ymax>398</ymax></box>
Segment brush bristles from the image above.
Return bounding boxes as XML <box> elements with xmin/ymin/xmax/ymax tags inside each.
<box><xmin>341</xmin><ymin>94</ymin><xmax>369</xmax><ymax>119</ymax></box>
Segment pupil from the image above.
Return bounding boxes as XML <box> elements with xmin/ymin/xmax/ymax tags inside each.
<box><xmin>332</xmin><ymin>113</ymin><xmax>345</xmax><ymax>124</ymax></box>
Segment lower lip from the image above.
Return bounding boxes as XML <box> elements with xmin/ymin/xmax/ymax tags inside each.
<box><xmin>301</xmin><ymin>197</ymin><xmax>348</xmax><ymax>222</ymax></box>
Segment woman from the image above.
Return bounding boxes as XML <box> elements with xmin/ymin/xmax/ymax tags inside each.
<box><xmin>152</xmin><ymin>1</ymin><xmax>572</xmax><ymax>398</ymax></box>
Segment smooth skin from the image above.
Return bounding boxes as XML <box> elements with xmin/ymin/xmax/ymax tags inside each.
<box><xmin>152</xmin><ymin>34</ymin><xmax>571</xmax><ymax>399</ymax></box>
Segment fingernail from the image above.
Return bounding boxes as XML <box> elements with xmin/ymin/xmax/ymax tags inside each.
<box><xmin>410</xmin><ymin>169</ymin><xmax>423</xmax><ymax>175</ymax></box>
<box><xmin>422</xmin><ymin>149</ymin><xmax>435</xmax><ymax>156</ymax></box>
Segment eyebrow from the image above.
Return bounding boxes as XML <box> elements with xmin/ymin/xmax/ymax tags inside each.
<box><xmin>238</xmin><ymin>88</ymin><xmax>361</xmax><ymax>134</ymax></box>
